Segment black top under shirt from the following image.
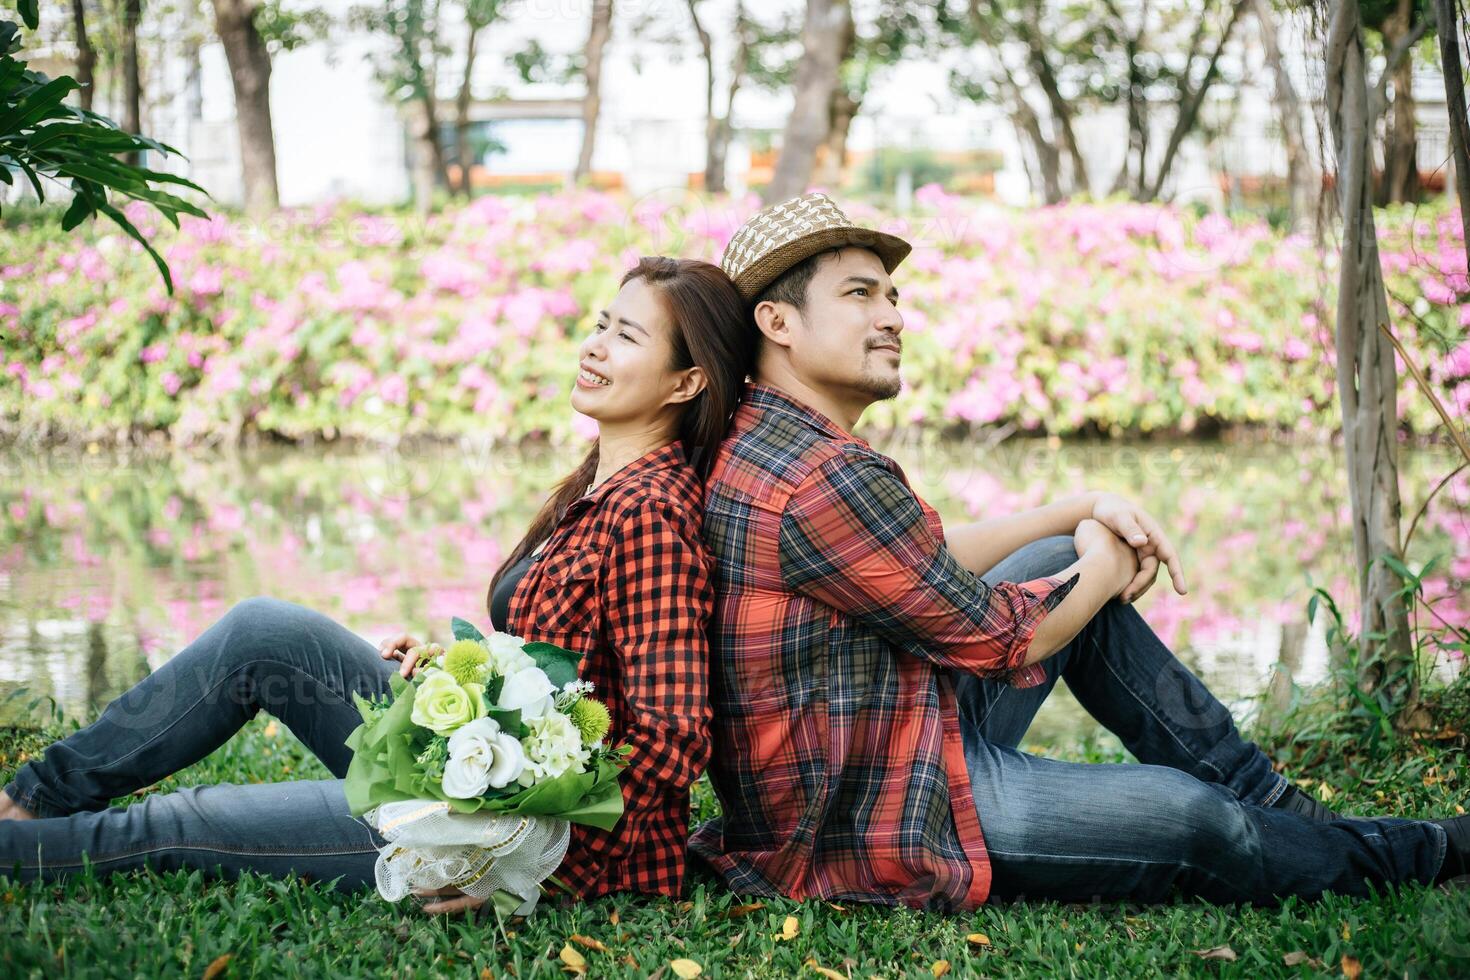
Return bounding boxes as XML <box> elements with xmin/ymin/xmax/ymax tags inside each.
<box><xmin>489</xmin><ymin>554</ymin><xmax>536</xmax><ymax>632</ymax></box>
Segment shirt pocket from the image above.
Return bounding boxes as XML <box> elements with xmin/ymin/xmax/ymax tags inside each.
<box><xmin>531</xmin><ymin>548</ymin><xmax>603</xmax><ymax>635</ymax></box>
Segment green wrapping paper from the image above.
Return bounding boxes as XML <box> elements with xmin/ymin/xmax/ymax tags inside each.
<box><xmin>343</xmin><ymin>671</ymin><xmax>630</xmax><ymax>831</ymax></box>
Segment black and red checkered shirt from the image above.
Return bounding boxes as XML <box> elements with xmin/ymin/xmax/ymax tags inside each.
<box><xmin>690</xmin><ymin>383</ymin><xmax>1079</xmax><ymax>911</ymax></box>
<box><xmin>502</xmin><ymin>441</ymin><xmax>713</xmax><ymax>899</ymax></box>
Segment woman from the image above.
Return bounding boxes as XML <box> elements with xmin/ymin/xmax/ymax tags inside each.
<box><xmin>0</xmin><ymin>256</ymin><xmax>752</xmax><ymax>915</ymax></box>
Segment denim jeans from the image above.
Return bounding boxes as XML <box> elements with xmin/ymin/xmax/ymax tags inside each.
<box><xmin>959</xmin><ymin>535</ymin><xmax>1449</xmax><ymax>905</ymax></box>
<box><xmin>1</xmin><ymin>597</ymin><xmax>396</xmax><ymax>892</ymax></box>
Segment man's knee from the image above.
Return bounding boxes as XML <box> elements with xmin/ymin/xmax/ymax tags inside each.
<box><xmin>981</xmin><ymin>534</ymin><xmax>1079</xmax><ymax>584</ymax></box>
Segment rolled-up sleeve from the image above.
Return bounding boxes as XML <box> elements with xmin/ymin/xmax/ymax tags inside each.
<box><xmin>554</xmin><ymin>499</ymin><xmax>714</xmax><ymax>896</ymax></box>
<box><xmin>779</xmin><ymin>453</ymin><xmax>1079</xmax><ymax>686</ymax></box>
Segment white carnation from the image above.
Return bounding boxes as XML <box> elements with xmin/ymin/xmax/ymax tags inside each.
<box><xmin>486</xmin><ymin>631</ymin><xmax>536</xmax><ymax>677</ymax></box>
<box><xmin>440</xmin><ymin>717</ymin><xmax>527</xmax><ymax>798</ymax></box>
<box><xmin>518</xmin><ymin>710</ymin><xmax>591</xmax><ymax>784</ymax></box>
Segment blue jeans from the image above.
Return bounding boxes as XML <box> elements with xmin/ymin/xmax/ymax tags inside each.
<box><xmin>1</xmin><ymin>597</ymin><xmax>395</xmax><ymax>891</ymax></box>
<box><xmin>959</xmin><ymin>535</ymin><xmax>1449</xmax><ymax>905</ymax></box>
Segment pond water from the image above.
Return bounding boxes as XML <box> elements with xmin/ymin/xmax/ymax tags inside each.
<box><xmin>1</xmin><ymin>435</ymin><xmax>1465</xmax><ymax>752</ymax></box>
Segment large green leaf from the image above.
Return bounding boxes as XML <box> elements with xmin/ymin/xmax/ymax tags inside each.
<box><xmin>521</xmin><ymin>641</ymin><xmax>582</xmax><ymax>689</ymax></box>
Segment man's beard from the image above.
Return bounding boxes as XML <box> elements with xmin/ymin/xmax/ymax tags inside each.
<box><xmin>853</xmin><ymin>350</ymin><xmax>902</xmax><ymax>401</ymax></box>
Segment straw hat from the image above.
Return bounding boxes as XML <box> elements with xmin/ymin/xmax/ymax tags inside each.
<box><xmin>720</xmin><ymin>192</ymin><xmax>912</xmax><ymax>302</ymax></box>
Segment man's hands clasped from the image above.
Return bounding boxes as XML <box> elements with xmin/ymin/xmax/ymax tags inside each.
<box><xmin>1079</xmin><ymin>493</ymin><xmax>1189</xmax><ymax>604</ymax></box>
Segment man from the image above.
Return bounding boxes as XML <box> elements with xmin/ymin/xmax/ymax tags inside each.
<box><xmin>690</xmin><ymin>192</ymin><xmax>1468</xmax><ymax>910</ymax></box>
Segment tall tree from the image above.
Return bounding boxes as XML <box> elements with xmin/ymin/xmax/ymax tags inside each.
<box><xmin>573</xmin><ymin>0</ymin><xmax>612</xmax><ymax>183</ymax></box>
<box><xmin>70</xmin><ymin>0</ymin><xmax>97</xmax><ymax>112</ymax></box>
<box><xmin>351</xmin><ymin>0</ymin><xmax>451</xmax><ymax>214</ymax></box>
<box><xmin>1323</xmin><ymin>0</ymin><xmax>1418</xmax><ymax>723</ymax></box>
<box><xmin>683</xmin><ymin>0</ymin><xmax>751</xmax><ymax>194</ymax></box>
<box><xmin>763</xmin><ymin>0</ymin><xmax>851</xmax><ymax>203</ymax></box>
<box><xmin>1137</xmin><ymin>0</ymin><xmax>1248</xmax><ymax>201</ymax></box>
<box><xmin>1250</xmin><ymin>0</ymin><xmax>1316</xmax><ymax>232</ymax></box>
<box><xmin>1366</xmin><ymin>0</ymin><xmax>1432</xmax><ymax>204</ymax></box>
<box><xmin>1435</xmin><ymin>0</ymin><xmax>1470</xmax><ymax>256</ymax></box>
<box><xmin>120</xmin><ymin>0</ymin><xmax>142</xmax><ymax>166</ymax></box>
<box><xmin>809</xmin><ymin>2</ymin><xmax>929</xmax><ymax>191</ymax></box>
<box><xmin>210</xmin><ymin>0</ymin><xmax>277</xmax><ymax>215</ymax></box>
<box><xmin>452</xmin><ymin>0</ymin><xmax>508</xmax><ymax>197</ymax></box>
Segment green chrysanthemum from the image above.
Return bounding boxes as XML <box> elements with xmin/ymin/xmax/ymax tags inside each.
<box><xmin>442</xmin><ymin>639</ymin><xmax>489</xmax><ymax>686</ymax></box>
<box><xmin>569</xmin><ymin>697</ymin><xmax>611</xmax><ymax>747</ymax></box>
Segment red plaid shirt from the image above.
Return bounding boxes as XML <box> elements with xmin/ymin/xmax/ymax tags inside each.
<box><xmin>502</xmin><ymin>441</ymin><xmax>714</xmax><ymax>899</ymax></box>
<box><xmin>690</xmin><ymin>383</ymin><xmax>1079</xmax><ymax>911</ymax></box>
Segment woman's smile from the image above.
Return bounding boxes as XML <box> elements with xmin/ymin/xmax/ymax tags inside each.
<box><xmin>576</xmin><ymin>364</ymin><xmax>612</xmax><ymax>388</ymax></box>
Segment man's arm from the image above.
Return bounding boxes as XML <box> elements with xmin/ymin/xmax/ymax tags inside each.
<box><xmin>944</xmin><ymin>491</ymin><xmax>1101</xmax><ymax>577</ymax></box>
<box><xmin>780</xmin><ymin>454</ymin><xmax>1115</xmax><ymax>679</ymax></box>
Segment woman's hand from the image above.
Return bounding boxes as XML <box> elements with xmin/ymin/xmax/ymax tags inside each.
<box><xmin>412</xmin><ymin>885</ymin><xmax>487</xmax><ymax>917</ymax></box>
<box><xmin>377</xmin><ymin>633</ymin><xmax>439</xmax><ymax>679</ymax></box>
<box><xmin>1073</xmin><ymin>518</ymin><xmax>1140</xmax><ymax>600</ymax></box>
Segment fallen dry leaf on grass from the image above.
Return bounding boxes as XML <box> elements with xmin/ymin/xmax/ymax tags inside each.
<box><xmin>773</xmin><ymin>915</ymin><xmax>800</xmax><ymax>941</ymax></box>
<box><xmin>558</xmin><ymin>944</ymin><xmax>587</xmax><ymax>975</ymax></box>
<box><xmin>202</xmin><ymin>954</ymin><xmax>233</xmax><ymax>980</ymax></box>
<box><xmin>966</xmin><ymin>933</ymin><xmax>991</xmax><ymax>947</ymax></box>
<box><xmin>670</xmin><ymin>958</ymin><xmax>702</xmax><ymax>978</ymax></box>
<box><xmin>568</xmin><ymin>934</ymin><xmax>608</xmax><ymax>953</ymax></box>
<box><xmin>805</xmin><ymin>959</ymin><xmax>845</xmax><ymax>979</ymax></box>
<box><xmin>1189</xmin><ymin>946</ymin><xmax>1238</xmax><ymax>962</ymax></box>
<box><xmin>1283</xmin><ymin>951</ymin><xmax>1324</xmax><ymax>968</ymax></box>
<box><xmin>1341</xmin><ymin>955</ymin><xmax>1362</xmax><ymax>979</ymax></box>
<box><xmin>931</xmin><ymin>959</ymin><xmax>951</xmax><ymax>976</ymax></box>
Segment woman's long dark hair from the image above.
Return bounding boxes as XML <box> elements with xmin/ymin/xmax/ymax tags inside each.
<box><xmin>485</xmin><ymin>256</ymin><xmax>752</xmax><ymax>616</ymax></box>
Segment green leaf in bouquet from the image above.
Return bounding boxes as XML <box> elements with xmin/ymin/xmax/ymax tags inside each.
<box><xmin>451</xmin><ymin>616</ymin><xmax>486</xmax><ymax>643</ymax></box>
<box><xmin>484</xmin><ymin>707</ymin><xmax>524</xmax><ymax>738</ymax></box>
<box><xmin>521</xmin><ymin>641</ymin><xmax>582</xmax><ymax>689</ymax></box>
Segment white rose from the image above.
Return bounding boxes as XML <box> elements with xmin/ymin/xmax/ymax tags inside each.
<box><xmin>518</xmin><ymin>709</ymin><xmax>591</xmax><ymax>784</ymax></box>
<box><xmin>440</xmin><ymin>718</ymin><xmax>527</xmax><ymax>798</ymax></box>
<box><xmin>496</xmin><ymin>665</ymin><xmax>556</xmax><ymax>721</ymax></box>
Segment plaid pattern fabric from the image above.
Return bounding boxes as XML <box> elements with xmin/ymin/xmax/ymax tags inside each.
<box><xmin>690</xmin><ymin>383</ymin><xmax>1080</xmax><ymax>911</ymax></box>
<box><xmin>503</xmin><ymin>441</ymin><xmax>714</xmax><ymax>899</ymax></box>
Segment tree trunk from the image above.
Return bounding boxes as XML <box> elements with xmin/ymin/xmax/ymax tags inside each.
<box><xmin>813</xmin><ymin>87</ymin><xmax>858</xmax><ymax>190</ymax></box>
<box><xmin>1378</xmin><ymin>0</ymin><xmax>1420</xmax><ymax>204</ymax></box>
<box><xmin>71</xmin><ymin>0</ymin><xmax>96</xmax><ymax>113</ymax></box>
<box><xmin>454</xmin><ymin>22</ymin><xmax>482</xmax><ymax>197</ymax></box>
<box><xmin>1324</xmin><ymin>0</ymin><xmax>1418</xmax><ymax>723</ymax></box>
<box><xmin>685</xmin><ymin>0</ymin><xmax>717</xmax><ymax>191</ymax></box>
<box><xmin>409</xmin><ymin>97</ymin><xmax>446</xmax><ymax>216</ymax></box>
<box><xmin>764</xmin><ymin>0</ymin><xmax>851</xmax><ymax>204</ymax></box>
<box><xmin>1436</xmin><ymin>0</ymin><xmax>1470</xmax><ymax>261</ymax></box>
<box><xmin>211</xmin><ymin>0</ymin><xmax>279</xmax><ymax>216</ymax></box>
<box><xmin>574</xmin><ymin>0</ymin><xmax>613</xmax><ymax>183</ymax></box>
<box><xmin>1251</xmin><ymin>0</ymin><xmax>1315</xmax><ymax>233</ymax></box>
<box><xmin>1143</xmin><ymin>0</ymin><xmax>1247</xmax><ymax>201</ymax></box>
<box><xmin>1011</xmin><ymin>100</ymin><xmax>1064</xmax><ymax>204</ymax></box>
<box><xmin>121</xmin><ymin>0</ymin><xmax>142</xmax><ymax>166</ymax></box>
<box><xmin>1018</xmin><ymin>6</ymin><xmax>1090</xmax><ymax>194</ymax></box>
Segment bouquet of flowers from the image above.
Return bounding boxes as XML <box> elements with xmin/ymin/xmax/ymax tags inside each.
<box><xmin>343</xmin><ymin>616</ymin><xmax>629</xmax><ymax>916</ymax></box>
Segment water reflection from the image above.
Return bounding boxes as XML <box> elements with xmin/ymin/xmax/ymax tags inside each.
<box><xmin>1</xmin><ymin>437</ymin><xmax>1465</xmax><ymax>749</ymax></box>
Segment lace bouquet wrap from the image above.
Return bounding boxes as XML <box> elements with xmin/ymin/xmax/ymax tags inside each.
<box><xmin>343</xmin><ymin>617</ymin><xmax>630</xmax><ymax>916</ymax></box>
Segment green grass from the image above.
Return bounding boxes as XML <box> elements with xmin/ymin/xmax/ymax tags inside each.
<box><xmin>2</xmin><ymin>682</ymin><xmax>1469</xmax><ymax>979</ymax></box>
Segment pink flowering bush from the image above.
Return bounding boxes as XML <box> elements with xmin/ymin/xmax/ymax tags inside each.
<box><xmin>0</xmin><ymin>191</ymin><xmax>1464</xmax><ymax>446</ymax></box>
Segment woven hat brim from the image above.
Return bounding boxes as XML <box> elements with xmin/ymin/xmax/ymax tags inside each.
<box><xmin>733</xmin><ymin>226</ymin><xmax>912</xmax><ymax>302</ymax></box>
